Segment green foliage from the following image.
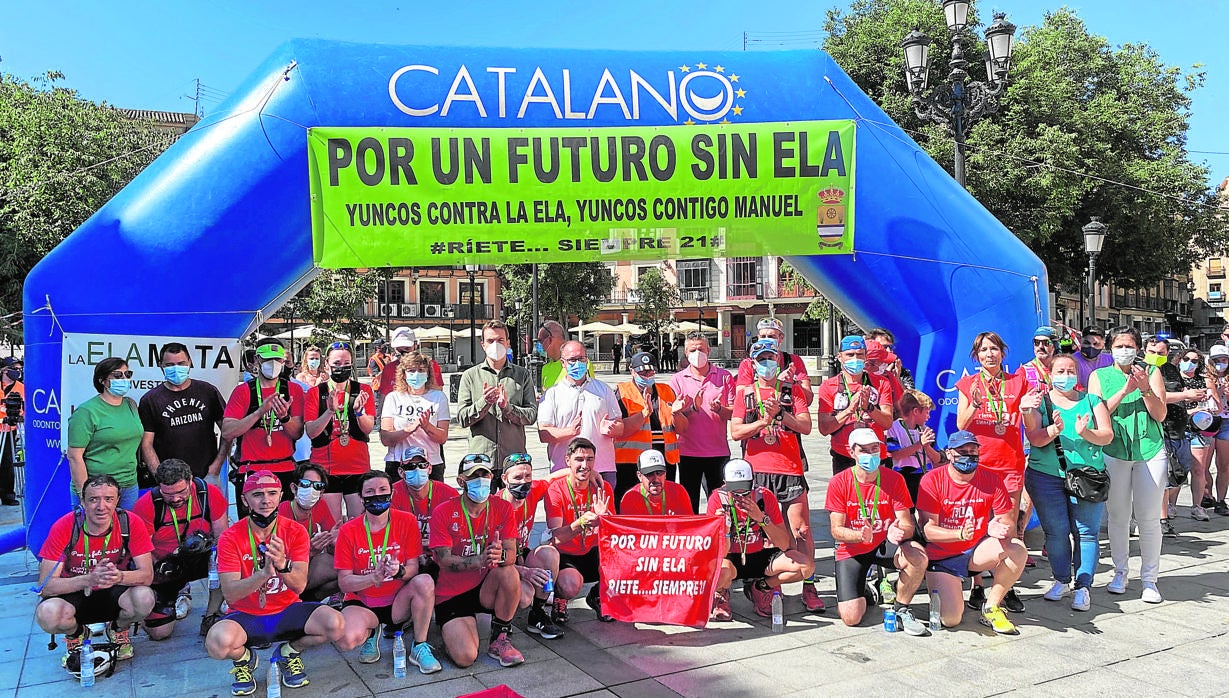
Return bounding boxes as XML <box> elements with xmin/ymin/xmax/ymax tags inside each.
<box><xmin>778</xmin><ymin>260</ymin><xmax>830</xmax><ymax>321</ymax></box>
<box><xmin>0</xmin><ymin>71</ymin><xmax>169</xmax><ymax>337</ymax></box>
<box><xmin>634</xmin><ymin>267</ymin><xmax>681</xmax><ymax>352</ymax></box>
<box><xmin>263</xmin><ymin>270</ymin><xmax>383</xmax><ymax>346</ymax></box>
<box><xmin>823</xmin><ymin>1</ymin><xmax>1226</xmax><ymax>290</ymax></box>
<box><xmin>497</xmin><ymin>262</ymin><xmax>615</xmax><ymax>326</ymax></box>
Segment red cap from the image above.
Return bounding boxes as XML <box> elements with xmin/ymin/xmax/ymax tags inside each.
<box><xmin>242</xmin><ymin>470</ymin><xmax>281</xmax><ymax>494</ymax></box>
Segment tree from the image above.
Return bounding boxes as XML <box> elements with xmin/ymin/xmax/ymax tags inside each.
<box><xmin>0</xmin><ymin>70</ymin><xmax>168</xmax><ymax>337</ymax></box>
<box><xmin>261</xmin><ymin>270</ymin><xmax>383</xmax><ymax>348</ymax></box>
<box><xmin>778</xmin><ymin>260</ymin><xmax>831</xmax><ymax>321</ymax></box>
<box><xmin>634</xmin><ymin>267</ymin><xmax>681</xmax><ymax>356</ymax></box>
<box><xmin>822</xmin><ymin>2</ymin><xmax>1226</xmax><ymax>291</ymax></box>
<box><xmin>497</xmin><ymin>262</ymin><xmax>615</xmax><ymax>327</ymax></box>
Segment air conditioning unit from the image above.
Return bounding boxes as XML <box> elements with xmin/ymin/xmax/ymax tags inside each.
<box><xmin>378</xmin><ymin>303</ymin><xmax>399</xmax><ymax>317</ymax></box>
<box><xmin>423</xmin><ymin>304</ymin><xmax>442</xmax><ymax>318</ymax></box>
<box><xmin>401</xmin><ymin>304</ymin><xmax>418</xmax><ymax>317</ymax></box>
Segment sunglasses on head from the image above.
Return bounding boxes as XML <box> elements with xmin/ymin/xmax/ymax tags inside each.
<box><xmin>461</xmin><ymin>454</ymin><xmax>492</xmax><ymax>466</ymax></box>
<box><xmin>400</xmin><ymin>459</ymin><xmax>430</xmax><ymax>470</ymax></box>
<box><xmin>109</xmin><ymin>370</ymin><xmax>134</xmax><ymax>379</ymax></box>
<box><xmin>296</xmin><ymin>479</ymin><xmax>326</xmax><ymax>491</ymax></box>
<box><xmin>504</xmin><ymin>453</ymin><xmax>532</xmax><ymax>467</ymax></box>
<box><xmin>329</xmin><ymin>341</ymin><xmax>352</xmax><ymax>352</ymax></box>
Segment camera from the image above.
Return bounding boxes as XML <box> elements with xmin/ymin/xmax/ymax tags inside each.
<box><xmin>154</xmin><ymin>531</ymin><xmax>215</xmax><ymax>578</ymax></box>
<box><xmin>2</xmin><ymin>392</ymin><xmax>21</xmax><ymax>427</ymax></box>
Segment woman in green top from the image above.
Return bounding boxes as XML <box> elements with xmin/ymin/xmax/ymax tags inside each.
<box><xmin>1087</xmin><ymin>327</ymin><xmax>1168</xmax><ymax>604</ymax></box>
<box><xmin>1023</xmin><ymin>354</ymin><xmax>1114</xmax><ymax>612</ymax></box>
<box><xmin>66</xmin><ymin>357</ymin><xmax>143</xmax><ymax>510</ymax></box>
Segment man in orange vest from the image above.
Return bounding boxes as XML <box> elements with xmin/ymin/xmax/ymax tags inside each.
<box><xmin>0</xmin><ymin>358</ymin><xmax>24</xmax><ymax>506</ymax></box>
<box><xmin>611</xmin><ymin>352</ymin><xmax>688</xmax><ymax>507</ymax></box>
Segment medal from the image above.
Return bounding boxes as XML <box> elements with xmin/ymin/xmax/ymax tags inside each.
<box><xmin>339</xmin><ymin>432</ymin><xmax>350</xmax><ymax>446</ymax></box>
<box><xmin>265</xmin><ymin>432</ymin><xmax>273</xmax><ymax>447</ymax></box>
<box><xmin>763</xmin><ymin>429</ymin><xmax>777</xmax><ymax>445</ymax></box>
<box><xmin>258</xmin><ymin>587</ymin><xmax>267</xmax><ymax>609</ymax></box>
<box><xmin>994</xmin><ymin>423</ymin><xmax>1007</xmax><ymax>436</ymax></box>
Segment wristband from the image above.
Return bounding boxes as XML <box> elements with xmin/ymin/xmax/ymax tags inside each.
<box><xmin>278</xmin><ymin>559</ymin><xmax>293</xmax><ymax>574</ymax></box>
<box><xmin>278</xmin><ymin>413</ymin><xmax>291</xmax><ymax>425</ymax></box>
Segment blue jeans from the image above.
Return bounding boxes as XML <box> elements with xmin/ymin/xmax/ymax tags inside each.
<box><xmin>1024</xmin><ymin>469</ymin><xmax>1104</xmax><ymax>589</ymax></box>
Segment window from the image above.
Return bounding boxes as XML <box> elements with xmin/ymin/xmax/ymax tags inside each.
<box><xmin>419</xmin><ymin>280</ymin><xmax>445</xmax><ymax>306</ymax></box>
<box><xmin>726</xmin><ymin>257</ymin><xmax>761</xmax><ymax>299</ymax></box>
<box><xmin>376</xmin><ymin>280</ymin><xmax>406</xmax><ymax>304</ymax></box>
<box><xmin>460</xmin><ymin>280</ymin><xmax>485</xmax><ymax>305</ymax></box>
<box><xmin>677</xmin><ymin>260</ymin><xmax>709</xmax><ymax>292</ymax></box>
<box><xmin>1210</xmin><ymin>258</ymin><xmax>1225</xmax><ymax>278</ymax></box>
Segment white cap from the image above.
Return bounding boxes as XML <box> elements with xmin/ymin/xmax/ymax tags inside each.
<box><xmin>637</xmin><ymin>450</ymin><xmax>667</xmax><ymax>474</ymax></box>
<box><xmin>391</xmin><ymin>327</ymin><xmax>417</xmax><ymax>349</ymax></box>
<box><xmin>723</xmin><ymin>458</ymin><xmax>754</xmax><ymax>490</ymax></box>
<box><xmin>847</xmin><ymin>427</ymin><xmax>881</xmax><ymax>452</ymax></box>
<box><xmin>1210</xmin><ymin>345</ymin><xmax>1229</xmax><ymax>360</ymax></box>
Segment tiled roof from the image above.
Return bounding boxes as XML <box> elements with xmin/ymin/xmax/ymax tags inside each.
<box><xmin>117</xmin><ymin>109</ymin><xmax>196</xmax><ymax>123</ymax></box>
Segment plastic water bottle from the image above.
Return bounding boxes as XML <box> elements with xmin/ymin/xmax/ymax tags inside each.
<box><xmin>770</xmin><ymin>590</ymin><xmax>784</xmax><ymax>633</ymax></box>
<box><xmin>267</xmin><ymin>654</ymin><xmax>282</xmax><ymax>698</ymax></box>
<box><xmin>207</xmin><ymin>548</ymin><xmax>220</xmax><ymax>590</ymax></box>
<box><xmin>929</xmin><ymin>590</ymin><xmax>942</xmax><ymax>632</ymax></box>
<box><xmin>79</xmin><ymin>636</ymin><xmax>95</xmax><ymax>687</ymax></box>
<box><xmin>543</xmin><ymin>570</ymin><xmax>554</xmax><ymax>603</ymax></box>
<box><xmin>392</xmin><ymin>631</ymin><xmax>407</xmax><ymax>678</ymax></box>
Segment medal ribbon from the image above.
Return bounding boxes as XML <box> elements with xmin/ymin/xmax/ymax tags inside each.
<box><xmin>409</xmin><ymin>481</ymin><xmax>435</xmax><ymax>520</ymax></box>
<box><xmin>1029</xmin><ymin>359</ymin><xmax>1051</xmax><ymax>386</ymax></box>
<box><xmin>363</xmin><ymin>513</ymin><xmax>393</xmax><ymax>571</ymax></box>
<box><xmin>640</xmin><ymin>485</ymin><xmax>664</xmax><ymax>515</ymax></box>
<box><xmin>167</xmin><ymin>491</ymin><xmax>195</xmax><ymax>544</ymax></box>
<box><xmin>725</xmin><ymin>493</ymin><xmax>756</xmax><ymax>553</ymax></box>
<box><xmin>853</xmin><ymin>470</ymin><xmax>882</xmax><ymax>526</ymax></box>
<box><xmin>979</xmin><ymin>371</ymin><xmax>1007</xmax><ymax>425</ymax></box>
<box><xmin>255</xmin><ymin>378</ymin><xmax>281</xmax><ymax>436</ymax></box>
<box><xmin>82</xmin><ymin>515</ymin><xmax>116</xmax><ymax>575</ymax></box>
<box><xmin>566</xmin><ymin>477</ymin><xmax>593</xmax><ymax>546</ymax></box>
<box><xmin>329</xmin><ymin>380</ymin><xmax>350</xmax><ymax>440</ymax></box>
<box><xmin>246</xmin><ymin>519</ymin><xmax>279</xmax><ymax>574</ymax></box>
<box><xmin>460</xmin><ymin>498</ymin><xmax>491</xmax><ymax>556</ymax></box>
<box><xmin>839</xmin><ymin>372</ymin><xmax>873</xmax><ymax>421</ymax></box>
<box><xmin>753</xmin><ymin>379</ymin><xmax>781</xmax><ymax>439</ymax></box>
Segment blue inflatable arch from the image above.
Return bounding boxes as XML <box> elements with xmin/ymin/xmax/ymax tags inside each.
<box><xmin>19</xmin><ymin>40</ymin><xmax>1046</xmax><ymax>551</ymax></box>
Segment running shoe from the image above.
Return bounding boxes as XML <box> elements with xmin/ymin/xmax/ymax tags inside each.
<box><xmin>863</xmin><ymin>580</ymin><xmax>883</xmax><ymax>606</ymax></box>
<box><xmin>1215</xmin><ymin>500</ymin><xmax>1229</xmax><ymax>516</ymax></box>
<box><xmin>711</xmin><ymin>589</ymin><xmax>733</xmax><ymax>622</ymax></box>
<box><xmin>527</xmin><ymin>606</ymin><xmax>563</xmax><ymax>639</ymax></box>
<box><xmin>979</xmin><ymin>604</ymin><xmax>1019</xmax><ymax>635</ymax></box>
<box><xmin>1161</xmin><ymin>518</ymin><xmax>1177</xmax><ymax>536</ymax></box>
<box><xmin>200</xmin><ymin>612</ymin><xmax>222</xmax><ymax>637</ymax></box>
<box><xmin>1003</xmin><ymin>588</ymin><xmax>1026</xmax><ymax>613</ymax></box>
<box><xmin>106</xmin><ymin>623</ymin><xmax>134</xmax><ymax>661</ymax></box>
<box><xmin>1043</xmin><ymin>580</ymin><xmax>1069</xmax><ymax>601</ymax></box>
<box><xmin>966</xmin><ymin>583</ymin><xmax>986</xmax><ymax>611</ymax></box>
<box><xmin>748</xmin><ymin>581</ymin><xmax>774</xmax><ymax>618</ymax></box>
<box><xmin>896</xmin><ymin>606</ymin><xmax>930</xmax><ymax>637</ymax></box>
<box><xmin>359</xmin><ymin>628</ymin><xmax>381</xmax><ymax>664</ymax></box>
<box><xmin>1141</xmin><ymin>583</ymin><xmax>1164</xmax><ymax>604</ymax></box>
<box><xmin>1024</xmin><ymin>555</ymin><xmax>1037</xmax><ymax>568</ymax></box>
<box><xmin>1071</xmin><ymin>587</ymin><xmax>1091</xmax><ymax>612</ymax></box>
<box><xmin>1201</xmin><ymin>495</ymin><xmax>1217</xmax><ymax>509</ymax></box>
<box><xmin>879</xmin><ymin>577</ymin><xmax>897</xmax><ymax>605</ymax></box>
<box><xmin>230</xmin><ymin>649</ymin><xmax>258</xmax><ymax>696</ymax></box>
<box><xmin>1192</xmin><ymin>506</ymin><xmax>1211</xmax><ymax>522</ymax></box>
<box><xmin>275</xmin><ymin>643</ymin><xmax>310</xmax><ymax>688</ymax></box>
<box><xmin>487</xmin><ymin>631</ymin><xmax>525</xmax><ymax>667</ymax></box>
<box><xmin>586</xmin><ymin>587</ymin><xmax>614</xmax><ymax>622</ymax></box>
<box><xmin>175</xmin><ymin>589</ymin><xmax>192</xmax><ymax>620</ymax></box>
<box><xmin>552</xmin><ymin>597</ymin><xmax>570</xmax><ymax>626</ymax></box>
<box><xmin>410</xmin><ymin>641</ymin><xmax>442</xmax><ymax>674</ymax></box>
<box><xmin>1107</xmin><ymin>569</ymin><xmax>1128</xmax><ymax>595</ymax></box>
<box><xmin>60</xmin><ymin>626</ymin><xmax>86</xmax><ymax>670</ymax></box>
<box><xmin>802</xmin><ymin>582</ymin><xmax>826</xmax><ymax>612</ymax></box>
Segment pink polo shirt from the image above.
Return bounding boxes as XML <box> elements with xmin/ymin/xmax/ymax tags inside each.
<box><xmin>669</xmin><ymin>363</ymin><xmax>735</xmax><ymax>458</ymax></box>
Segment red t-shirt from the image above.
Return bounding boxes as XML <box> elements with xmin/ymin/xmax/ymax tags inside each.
<box><xmin>706</xmin><ymin>486</ymin><xmax>784</xmax><ymax>555</ymax></box>
<box><xmin>544</xmin><ymin>477</ymin><xmax>615</xmax><ymax>556</ymax></box>
<box><xmin>303</xmin><ymin>381</ymin><xmax>376</xmax><ymax>476</ymax></box>
<box><xmin>955</xmin><ymin>371</ymin><xmax>1027</xmax><ymax>478</ymax></box>
<box><xmin>334</xmin><ymin>510</ymin><xmax>422</xmax><ymax>608</ymax></box>
<box><xmin>916</xmin><ymin>466</ymin><xmax>1013</xmax><ymax>561</ymax></box>
<box><xmin>223</xmin><ymin>380</ymin><xmax>306</xmax><ymax>471</ymax></box>
<box><xmin>131</xmin><ymin>483</ymin><xmax>228</xmax><ymax>562</ymax></box>
<box><xmin>428</xmin><ymin>497</ymin><xmax>516</xmax><ymax>602</ymax></box>
<box><xmin>276</xmin><ymin>501</ymin><xmax>338</xmax><ymax>542</ymax></box>
<box><xmin>619</xmin><ymin>481</ymin><xmax>693</xmax><ymax>515</ymax></box>
<box><xmin>732</xmin><ymin>381</ymin><xmax>808</xmax><ymax>476</ymax></box>
<box><xmin>391</xmin><ymin>480</ymin><xmax>459</xmax><ymax>554</ymax></box>
<box><xmin>40</xmin><ymin>511</ymin><xmax>155</xmax><ymax>582</ymax></box>
<box><xmin>502</xmin><ymin>479</ymin><xmax>551</xmax><ymax>552</ymax></box>
<box><xmin>824</xmin><ymin>467</ymin><xmax>913</xmax><ymax>561</ymax></box>
<box><xmin>216</xmin><ymin>518</ymin><xmax>310</xmax><ymax>615</ymax></box>
<box><xmin>816</xmin><ymin>371</ymin><xmax>893</xmax><ymax>459</ymax></box>
<box><xmin>736</xmin><ymin>354</ymin><xmax>813</xmax><ymax>406</ymax></box>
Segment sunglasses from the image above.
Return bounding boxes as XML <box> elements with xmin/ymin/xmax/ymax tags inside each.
<box><xmin>109</xmin><ymin>370</ymin><xmax>134</xmax><ymax>379</ymax></box>
<box><xmin>504</xmin><ymin>453</ymin><xmax>532</xmax><ymax>467</ymax></box>
<box><xmin>461</xmin><ymin>454</ymin><xmax>493</xmax><ymax>466</ymax></box>
<box><xmin>400</xmin><ymin>460</ymin><xmax>430</xmax><ymax>470</ymax></box>
<box><xmin>329</xmin><ymin>341</ymin><xmax>352</xmax><ymax>352</ymax></box>
<box><xmin>296</xmin><ymin>479</ymin><xmax>326</xmax><ymax>491</ymax></box>
<box><xmin>1033</xmin><ymin>339</ymin><xmax>1052</xmax><ymax>346</ymax></box>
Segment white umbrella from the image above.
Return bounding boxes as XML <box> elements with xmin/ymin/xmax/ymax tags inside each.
<box><xmin>673</xmin><ymin>320</ymin><xmax>718</xmax><ymax>334</ymax></box>
<box><xmin>608</xmin><ymin>321</ymin><xmax>645</xmax><ymax>334</ymax></box>
<box><xmin>569</xmin><ymin>321</ymin><xmax>619</xmax><ymax>334</ymax></box>
<box><xmin>415</xmin><ymin>326</ymin><xmax>454</xmax><ymax>342</ymax></box>
<box><xmin>269</xmin><ymin>325</ymin><xmax>352</xmax><ymax>341</ymax></box>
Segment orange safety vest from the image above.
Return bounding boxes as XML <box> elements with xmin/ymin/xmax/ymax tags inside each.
<box><xmin>614</xmin><ymin>381</ymin><xmax>679</xmax><ymax>465</ymax></box>
<box><xmin>369</xmin><ymin>354</ymin><xmax>387</xmax><ymax>391</ymax></box>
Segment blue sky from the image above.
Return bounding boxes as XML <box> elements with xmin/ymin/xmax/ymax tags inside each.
<box><xmin>2</xmin><ymin>0</ymin><xmax>1226</xmax><ymax>186</ymax></box>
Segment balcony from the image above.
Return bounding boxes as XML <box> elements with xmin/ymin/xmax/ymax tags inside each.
<box><xmin>726</xmin><ymin>283</ymin><xmax>763</xmax><ymax>301</ymax></box>
<box><xmin>359</xmin><ymin>302</ymin><xmax>493</xmax><ymax>321</ymax></box>
<box><xmin>776</xmin><ymin>281</ymin><xmax>819</xmax><ymax>299</ymax></box>
<box><xmin>1209</xmin><ymin>290</ymin><xmax>1226</xmax><ymax>307</ymax></box>
<box><xmin>1208</xmin><ymin>264</ymin><xmax>1225</xmax><ymax>279</ymax></box>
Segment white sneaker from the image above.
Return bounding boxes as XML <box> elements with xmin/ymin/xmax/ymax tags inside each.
<box><xmin>1107</xmin><ymin>570</ymin><xmax>1128</xmax><ymax>595</ymax></box>
<box><xmin>1141</xmin><ymin>583</ymin><xmax>1164</xmax><ymax>604</ymax></box>
<box><xmin>1043</xmin><ymin>580</ymin><xmax>1069</xmax><ymax>601</ymax></box>
<box><xmin>1071</xmin><ymin>587</ymin><xmax>1091</xmax><ymax>612</ymax></box>
<box><xmin>1192</xmin><ymin>506</ymin><xmax>1211</xmax><ymax>522</ymax></box>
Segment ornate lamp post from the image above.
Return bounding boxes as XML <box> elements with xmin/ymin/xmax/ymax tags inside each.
<box><xmin>1082</xmin><ymin>217</ymin><xmax>1108</xmax><ymax>330</ymax></box>
<box><xmin>464</xmin><ymin>264</ymin><xmax>478</xmax><ymax>366</ymax></box>
<box><xmin>902</xmin><ymin>1</ymin><xmax>1016</xmax><ymax>188</ymax></box>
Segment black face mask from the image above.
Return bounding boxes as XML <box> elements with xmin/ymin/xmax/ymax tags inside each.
<box><xmin>506</xmin><ymin>482</ymin><xmax>533</xmax><ymax>500</ymax></box>
<box><xmin>3</xmin><ymin>369</ymin><xmax>20</xmax><ymax>382</ymax></box>
<box><xmin>330</xmin><ymin>366</ymin><xmax>353</xmax><ymax>383</ymax></box>
<box><xmin>249</xmin><ymin>509</ymin><xmax>278</xmax><ymax>528</ymax></box>
<box><xmin>1080</xmin><ymin>340</ymin><xmax>1101</xmax><ymax>359</ymax></box>
<box><xmin>362</xmin><ymin>493</ymin><xmax>392</xmax><ymax>515</ymax></box>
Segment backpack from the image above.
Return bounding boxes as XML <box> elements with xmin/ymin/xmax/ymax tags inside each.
<box><xmin>40</xmin><ymin>509</ymin><xmax>133</xmax><ymax>658</ymax></box>
<box><xmin>232</xmin><ymin>378</ymin><xmax>293</xmax><ymax>467</ymax></box>
<box><xmin>151</xmin><ymin>477</ymin><xmax>212</xmax><ymax>535</ymax></box>
<box><xmin>309</xmin><ymin>381</ymin><xmax>370</xmax><ymax>448</ymax></box>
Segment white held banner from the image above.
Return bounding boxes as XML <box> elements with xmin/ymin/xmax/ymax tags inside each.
<box><xmin>60</xmin><ymin>334</ymin><xmax>244</xmax><ymax>449</ymax></box>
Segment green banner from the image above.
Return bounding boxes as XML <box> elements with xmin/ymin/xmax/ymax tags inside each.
<box><xmin>309</xmin><ymin>121</ymin><xmax>855</xmax><ymax>267</ymax></box>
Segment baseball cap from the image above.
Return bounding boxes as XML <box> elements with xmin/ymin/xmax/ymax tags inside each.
<box><xmin>254</xmin><ymin>339</ymin><xmax>286</xmax><ymax>360</ymax></box>
<box><xmin>630</xmin><ymin>352</ymin><xmax>657</xmax><ymax>373</ymax></box>
<box><xmin>637</xmin><ymin>450</ymin><xmax>667</xmax><ymax>475</ymax></box>
<box><xmin>242</xmin><ymin>470</ymin><xmax>282</xmax><ymax>494</ymax></box>
<box><xmin>847</xmin><ymin>427</ymin><xmax>881</xmax><ymax>452</ymax></box>
<box><xmin>756</xmin><ymin>317</ymin><xmax>784</xmax><ymax>333</ymax></box>
<box><xmin>723</xmin><ymin>458</ymin><xmax>754</xmax><ymax>493</ymax></box>
<box><xmin>391</xmin><ymin>327</ymin><xmax>417</xmax><ymax>349</ymax></box>
<box><xmin>1034</xmin><ymin>326</ymin><xmax>1057</xmax><ymax>339</ymax></box>
<box><xmin>458</xmin><ymin>453</ymin><xmax>494</xmax><ymax>477</ymax></box>
<box><xmin>1210</xmin><ymin>345</ymin><xmax>1229</xmax><ymax>360</ymax></box>
<box><xmin>840</xmin><ymin>335</ymin><xmax>865</xmax><ymax>352</ymax></box>
<box><xmin>865</xmin><ymin>339</ymin><xmax>896</xmax><ymax>364</ymax></box>
<box><xmin>1081</xmin><ymin>327</ymin><xmax>1104</xmax><ymax>338</ymax></box>
<box><xmin>947</xmin><ymin>430</ymin><xmax>979</xmax><ymax>449</ymax></box>
<box><xmin>399</xmin><ymin>445</ymin><xmax>428</xmax><ymax>463</ymax></box>
<box><xmin>748</xmin><ymin>339</ymin><xmax>777</xmax><ymax>359</ymax></box>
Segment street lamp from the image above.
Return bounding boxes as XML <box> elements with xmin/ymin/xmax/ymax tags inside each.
<box><xmin>464</xmin><ymin>264</ymin><xmax>477</xmax><ymax>366</ymax></box>
<box><xmin>694</xmin><ymin>289</ymin><xmax>706</xmax><ymax>330</ymax></box>
<box><xmin>1083</xmin><ymin>216</ymin><xmax>1108</xmax><ymax>330</ymax></box>
<box><xmin>902</xmin><ymin>3</ymin><xmax>1016</xmax><ymax>188</ymax></box>
<box><xmin>514</xmin><ymin>299</ymin><xmax>524</xmax><ymax>359</ymax></box>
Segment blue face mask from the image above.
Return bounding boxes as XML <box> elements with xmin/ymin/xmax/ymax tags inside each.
<box><xmin>163</xmin><ymin>365</ymin><xmax>190</xmax><ymax>386</ymax></box>
<box><xmin>754</xmin><ymin>360</ymin><xmax>779</xmax><ymax>380</ymax></box>
<box><xmin>1051</xmin><ymin>375</ymin><xmax>1077</xmax><ymax>392</ymax></box>
<box><xmin>566</xmin><ymin>360</ymin><xmax>588</xmax><ymax>381</ymax></box>
<box><xmin>1180</xmin><ymin>360</ymin><xmax>1197</xmax><ymax>374</ymax></box>
<box><xmin>242</xmin><ymin>371</ymin><xmax>253</xmax><ymax>383</ymax></box>
<box><xmin>843</xmin><ymin>358</ymin><xmax>866</xmax><ymax>375</ymax></box>
<box><xmin>403</xmin><ymin>467</ymin><xmax>429</xmax><ymax>488</ymax></box>
<box><xmin>856</xmin><ymin>452</ymin><xmax>881</xmax><ymax>472</ymax></box>
<box><xmin>361</xmin><ymin>494</ymin><xmax>392</xmax><ymax>516</ymax></box>
<box><xmin>406</xmin><ymin>371</ymin><xmax>428</xmax><ymax>389</ymax></box>
<box><xmin>466</xmin><ymin>477</ymin><xmax>492</xmax><ymax>503</ymax></box>
<box><xmin>633</xmin><ymin>373</ymin><xmax>653</xmax><ymax>388</ymax></box>
<box><xmin>109</xmin><ymin>378</ymin><xmax>132</xmax><ymax>397</ymax></box>
<box><xmin>952</xmin><ymin>454</ymin><xmax>979</xmax><ymax>474</ymax></box>
<box><xmin>307</xmin><ymin>358</ymin><xmax>321</xmax><ymax>370</ymax></box>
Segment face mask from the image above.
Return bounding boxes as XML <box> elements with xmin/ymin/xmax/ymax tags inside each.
<box><xmin>307</xmin><ymin>358</ymin><xmax>321</xmax><ymax>370</ymax></box>
<box><xmin>952</xmin><ymin>454</ymin><xmax>979</xmax><ymax>474</ymax></box>
<box><xmin>406</xmin><ymin>371</ymin><xmax>428</xmax><ymax>389</ymax></box>
<box><xmin>362</xmin><ymin>493</ymin><xmax>393</xmax><ymax>515</ymax></box>
<box><xmin>295</xmin><ymin>486</ymin><xmax>322</xmax><ymax>509</ymax></box>
<box><xmin>1215</xmin><ymin>361</ymin><xmax>1229</xmax><ymax>373</ymax></box>
<box><xmin>404</xmin><ymin>467</ymin><xmax>429</xmax><ymax>488</ymax></box>
<box><xmin>466</xmin><ymin>477</ymin><xmax>492</xmax><ymax>503</ymax></box>
<box><xmin>507</xmin><ymin>482</ymin><xmax>533</xmax><ymax>500</ymax></box>
<box><xmin>1080</xmin><ymin>344</ymin><xmax>1101</xmax><ymax>359</ymax></box>
<box><xmin>855</xmin><ymin>452</ymin><xmax>881</xmax><ymax>472</ymax></box>
<box><xmin>761</xmin><ymin>338</ymin><xmax>780</xmax><ymax>351</ymax></box>
<box><xmin>109</xmin><ymin>378</ymin><xmax>131</xmax><ymax>397</ymax></box>
<box><xmin>633</xmin><ymin>373</ymin><xmax>654</xmax><ymax>388</ymax></box>
<box><xmin>485</xmin><ymin>342</ymin><xmax>507</xmax><ymax>361</ymax></box>
<box><xmin>1144</xmin><ymin>353</ymin><xmax>1166</xmax><ymax>367</ymax></box>
<box><xmin>1180</xmin><ymin>360</ymin><xmax>1197</xmax><ymax>374</ymax></box>
<box><xmin>330</xmin><ymin>366</ymin><xmax>353</xmax><ymax>383</ymax></box>
<box><xmin>260</xmin><ymin>361</ymin><xmax>280</xmax><ymax>380</ymax></box>
<box><xmin>1051</xmin><ymin>375</ymin><xmax>1078</xmax><ymax>392</ymax></box>
<box><xmin>249</xmin><ymin>509</ymin><xmax>278</xmax><ymax>528</ymax></box>
<box><xmin>566</xmin><ymin>361</ymin><xmax>588</xmax><ymax>381</ymax></box>
<box><xmin>4</xmin><ymin>368</ymin><xmax>22</xmax><ymax>382</ymax></box>
<box><xmin>1111</xmin><ymin>348</ymin><xmax>1137</xmax><ymax>366</ymax></box>
<box><xmin>843</xmin><ymin>358</ymin><xmax>866</xmax><ymax>375</ymax></box>
<box><xmin>243</xmin><ymin>371</ymin><xmax>254</xmax><ymax>383</ymax></box>
<box><xmin>688</xmin><ymin>350</ymin><xmax>708</xmax><ymax>368</ymax></box>
<box><xmin>163</xmin><ymin>365</ymin><xmax>190</xmax><ymax>386</ymax></box>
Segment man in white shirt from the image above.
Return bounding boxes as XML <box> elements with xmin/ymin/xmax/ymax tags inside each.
<box><xmin>537</xmin><ymin>341</ymin><xmax>626</xmax><ymax>485</ymax></box>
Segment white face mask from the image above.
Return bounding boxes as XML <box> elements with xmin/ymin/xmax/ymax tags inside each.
<box><xmin>295</xmin><ymin>486</ymin><xmax>322</xmax><ymax>509</ymax></box>
<box><xmin>688</xmin><ymin>350</ymin><xmax>708</xmax><ymax>368</ymax></box>
<box><xmin>260</xmin><ymin>360</ymin><xmax>280</xmax><ymax>380</ymax></box>
<box><xmin>1112</xmin><ymin>348</ymin><xmax>1138</xmax><ymax>366</ymax></box>
<box><xmin>485</xmin><ymin>342</ymin><xmax>507</xmax><ymax>361</ymax></box>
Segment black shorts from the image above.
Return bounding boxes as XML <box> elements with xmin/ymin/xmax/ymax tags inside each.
<box><xmin>727</xmin><ymin>548</ymin><xmax>780</xmax><ymax>581</ymax></box>
<box><xmin>830</xmin><ymin>451</ymin><xmax>855</xmax><ymax>475</ymax></box>
<box><xmin>48</xmin><ymin>586</ymin><xmax>130</xmax><ymax>626</ymax></box>
<box><xmin>223</xmin><ymin>601</ymin><xmax>323</xmax><ymax>648</ymax></box>
<box><xmin>754</xmin><ymin>473</ymin><xmax>808</xmax><ymax>505</ymax></box>
<box><xmin>435</xmin><ymin>583</ymin><xmax>492</xmax><ymax>628</ymax></box>
<box><xmin>926</xmin><ymin>541</ymin><xmax>983</xmax><ymax>579</ymax></box>
<box><xmin>146</xmin><ymin>578</ymin><xmax>194</xmax><ymax>627</ymax></box>
<box><xmin>835</xmin><ymin>542</ymin><xmax>900</xmax><ymax>602</ymax></box>
<box><xmin>326</xmin><ymin>473</ymin><xmax>364</xmax><ymax>496</ymax></box>
<box><xmin>342</xmin><ymin>599</ymin><xmax>395</xmax><ymax>627</ymax></box>
<box><xmin>558</xmin><ymin>547</ymin><xmax>601</xmax><ymax>584</ymax></box>
<box><xmin>898</xmin><ymin>468</ymin><xmax>925</xmax><ymax>506</ymax></box>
